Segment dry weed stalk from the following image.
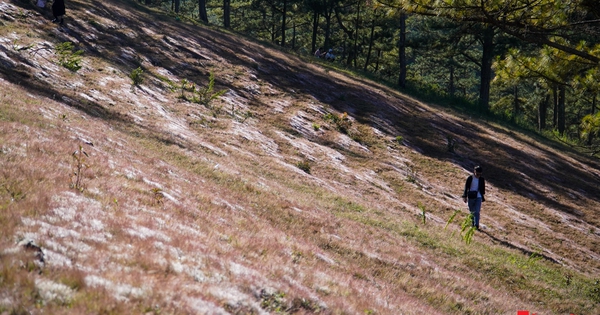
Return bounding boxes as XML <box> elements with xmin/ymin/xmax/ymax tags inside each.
<box><xmin>71</xmin><ymin>145</ymin><xmax>88</xmax><ymax>192</ymax></box>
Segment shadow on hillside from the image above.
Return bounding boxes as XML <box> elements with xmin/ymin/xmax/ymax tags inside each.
<box><xmin>480</xmin><ymin>230</ymin><xmax>561</xmax><ymax>265</ymax></box>
<box><xmin>4</xmin><ymin>0</ymin><xmax>600</xmax><ymax>226</ymax></box>
<box><xmin>400</xmin><ymin>106</ymin><xmax>600</xmax><ymax>221</ymax></box>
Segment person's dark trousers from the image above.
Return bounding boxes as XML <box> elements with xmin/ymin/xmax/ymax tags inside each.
<box><xmin>468</xmin><ymin>198</ymin><xmax>482</xmax><ymax>229</ymax></box>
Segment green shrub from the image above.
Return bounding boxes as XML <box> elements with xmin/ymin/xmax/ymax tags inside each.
<box><xmin>179</xmin><ymin>72</ymin><xmax>227</xmax><ymax>109</ymax></box>
<box><xmin>55</xmin><ymin>42</ymin><xmax>83</xmax><ymax>72</ymax></box>
<box><xmin>194</xmin><ymin>72</ymin><xmax>227</xmax><ymax>106</ymax></box>
<box><xmin>296</xmin><ymin>161</ymin><xmax>311</xmax><ymax>174</ymax></box>
<box><xmin>130</xmin><ymin>67</ymin><xmax>144</xmax><ymax>87</ymax></box>
<box><xmin>323</xmin><ymin>112</ymin><xmax>351</xmax><ymax>133</ymax></box>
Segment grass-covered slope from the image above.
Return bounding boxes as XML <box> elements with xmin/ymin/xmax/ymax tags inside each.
<box><xmin>1</xmin><ymin>0</ymin><xmax>599</xmax><ymax>313</ymax></box>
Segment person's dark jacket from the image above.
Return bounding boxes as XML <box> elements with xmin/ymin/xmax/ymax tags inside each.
<box><xmin>462</xmin><ymin>175</ymin><xmax>485</xmax><ymax>201</ymax></box>
<box><xmin>52</xmin><ymin>0</ymin><xmax>65</xmax><ymax>17</ymax></box>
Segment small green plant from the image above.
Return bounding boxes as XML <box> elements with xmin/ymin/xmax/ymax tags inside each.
<box><xmin>460</xmin><ymin>213</ymin><xmax>476</xmax><ymax>245</ymax></box>
<box><xmin>1</xmin><ymin>180</ymin><xmax>26</xmax><ymax>202</ymax></box>
<box><xmin>234</xmin><ymin>109</ymin><xmax>252</xmax><ymax>123</ymax></box>
<box><xmin>12</xmin><ymin>39</ymin><xmax>34</xmax><ymax>52</ymax></box>
<box><xmin>323</xmin><ymin>112</ymin><xmax>351</xmax><ymax>133</ymax></box>
<box><xmin>179</xmin><ymin>78</ymin><xmax>194</xmax><ymax>99</ymax></box>
<box><xmin>179</xmin><ymin>73</ymin><xmax>227</xmax><ymax>109</ymax></box>
<box><xmin>130</xmin><ymin>67</ymin><xmax>144</xmax><ymax>88</ymax></box>
<box><xmin>463</xmin><ymin>226</ymin><xmax>476</xmax><ymax>244</ymax></box>
<box><xmin>312</xmin><ymin>123</ymin><xmax>321</xmax><ymax>131</ymax></box>
<box><xmin>395</xmin><ymin>135</ymin><xmax>404</xmax><ymax>144</ymax></box>
<box><xmin>229</xmin><ymin>104</ymin><xmax>253</xmax><ymax>122</ymax></box>
<box><xmin>209</xmin><ymin>104</ymin><xmax>224</xmax><ymax>118</ymax></box>
<box><xmin>87</xmin><ymin>19</ymin><xmax>102</xmax><ymax>28</ymax></box>
<box><xmin>195</xmin><ymin>72</ymin><xmax>227</xmax><ymax>106</ymax></box>
<box><xmin>564</xmin><ymin>273</ymin><xmax>573</xmax><ymax>286</ymax></box>
<box><xmin>588</xmin><ymin>279</ymin><xmax>600</xmax><ymax>303</ymax></box>
<box><xmin>296</xmin><ymin>160</ymin><xmax>311</xmax><ymax>174</ymax></box>
<box><xmin>71</xmin><ymin>145</ymin><xmax>88</xmax><ymax>192</ymax></box>
<box><xmin>260</xmin><ymin>291</ymin><xmax>287</xmax><ymax>312</ymax></box>
<box><xmin>292</xmin><ymin>250</ymin><xmax>303</xmax><ymax>264</ymax></box>
<box><xmin>55</xmin><ymin>42</ymin><xmax>83</xmax><ymax>72</ymax></box>
<box><xmin>349</xmin><ymin>124</ymin><xmax>377</xmax><ymax>146</ymax></box>
<box><xmin>404</xmin><ymin>164</ymin><xmax>417</xmax><ymax>183</ymax></box>
<box><xmin>153</xmin><ymin>73</ymin><xmax>176</xmax><ymax>91</ymax></box>
<box><xmin>445</xmin><ymin>209</ymin><xmax>460</xmax><ymax>229</ymax></box>
<box><xmin>418</xmin><ymin>202</ymin><xmax>426</xmax><ymax>225</ymax></box>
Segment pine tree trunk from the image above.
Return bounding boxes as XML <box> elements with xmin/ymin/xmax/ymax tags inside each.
<box><xmin>311</xmin><ymin>12</ymin><xmax>319</xmax><ymax>54</ymax></box>
<box><xmin>538</xmin><ymin>94</ymin><xmax>549</xmax><ymax>131</ymax></box>
<box><xmin>479</xmin><ymin>25</ymin><xmax>494</xmax><ymax>111</ymax></box>
<box><xmin>281</xmin><ymin>0</ymin><xmax>287</xmax><ymax>47</ymax></box>
<box><xmin>558</xmin><ymin>85</ymin><xmax>566</xmax><ymax>135</ymax></box>
<box><xmin>374</xmin><ymin>49</ymin><xmax>381</xmax><ymax>73</ymax></box>
<box><xmin>397</xmin><ymin>12</ymin><xmax>407</xmax><ymax>88</ymax></box>
<box><xmin>449</xmin><ymin>64</ymin><xmax>455</xmax><ymax>97</ymax></box>
<box><xmin>223</xmin><ymin>0</ymin><xmax>230</xmax><ymax>28</ymax></box>
<box><xmin>292</xmin><ymin>22</ymin><xmax>296</xmax><ymax>50</ymax></box>
<box><xmin>589</xmin><ymin>95</ymin><xmax>596</xmax><ymax>145</ymax></box>
<box><xmin>324</xmin><ymin>10</ymin><xmax>332</xmax><ymax>50</ymax></box>
<box><xmin>353</xmin><ymin>1</ymin><xmax>360</xmax><ymax>67</ymax></box>
<box><xmin>553</xmin><ymin>85</ymin><xmax>558</xmax><ymax>128</ymax></box>
<box><xmin>198</xmin><ymin>0</ymin><xmax>208</xmax><ymax>22</ymax></box>
<box><xmin>513</xmin><ymin>85</ymin><xmax>519</xmax><ymax>121</ymax></box>
<box><xmin>364</xmin><ymin>15</ymin><xmax>376</xmax><ymax>71</ymax></box>
<box><xmin>271</xmin><ymin>7</ymin><xmax>276</xmax><ymax>44</ymax></box>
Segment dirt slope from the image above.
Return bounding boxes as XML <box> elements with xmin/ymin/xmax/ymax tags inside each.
<box><xmin>1</xmin><ymin>0</ymin><xmax>600</xmax><ymax>314</ymax></box>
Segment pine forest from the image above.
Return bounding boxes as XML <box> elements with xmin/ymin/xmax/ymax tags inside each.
<box><xmin>159</xmin><ymin>0</ymin><xmax>600</xmax><ymax>154</ymax></box>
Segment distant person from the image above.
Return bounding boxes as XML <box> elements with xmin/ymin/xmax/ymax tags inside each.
<box><xmin>51</xmin><ymin>0</ymin><xmax>65</xmax><ymax>25</ymax></box>
<box><xmin>325</xmin><ymin>49</ymin><xmax>335</xmax><ymax>61</ymax></box>
<box><xmin>462</xmin><ymin>166</ymin><xmax>486</xmax><ymax>229</ymax></box>
<box><xmin>314</xmin><ymin>47</ymin><xmax>325</xmax><ymax>59</ymax></box>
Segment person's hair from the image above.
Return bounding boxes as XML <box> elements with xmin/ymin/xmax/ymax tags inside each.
<box><xmin>474</xmin><ymin>166</ymin><xmax>483</xmax><ymax>173</ymax></box>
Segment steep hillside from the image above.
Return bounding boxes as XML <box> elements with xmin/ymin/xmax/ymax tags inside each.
<box><xmin>1</xmin><ymin>0</ymin><xmax>600</xmax><ymax>314</ymax></box>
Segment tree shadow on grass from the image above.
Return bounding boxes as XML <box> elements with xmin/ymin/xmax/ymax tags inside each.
<box><xmin>480</xmin><ymin>230</ymin><xmax>561</xmax><ymax>265</ymax></box>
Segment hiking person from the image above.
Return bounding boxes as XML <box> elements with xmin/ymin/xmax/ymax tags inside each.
<box><xmin>325</xmin><ymin>49</ymin><xmax>335</xmax><ymax>61</ymax></box>
<box><xmin>51</xmin><ymin>0</ymin><xmax>65</xmax><ymax>24</ymax></box>
<box><xmin>314</xmin><ymin>47</ymin><xmax>325</xmax><ymax>58</ymax></box>
<box><xmin>462</xmin><ymin>166</ymin><xmax>486</xmax><ymax>229</ymax></box>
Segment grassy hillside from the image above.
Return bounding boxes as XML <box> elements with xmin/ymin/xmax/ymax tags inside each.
<box><xmin>1</xmin><ymin>0</ymin><xmax>600</xmax><ymax>314</ymax></box>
